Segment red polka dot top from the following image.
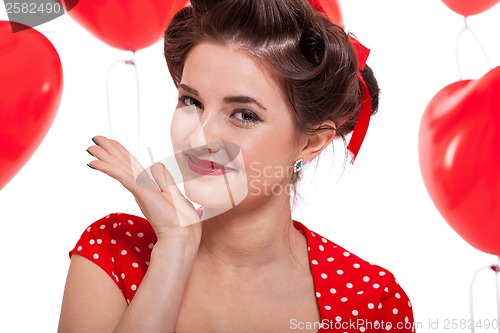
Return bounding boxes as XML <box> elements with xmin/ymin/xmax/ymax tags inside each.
<box><xmin>70</xmin><ymin>212</ymin><xmax>415</xmax><ymax>332</ymax></box>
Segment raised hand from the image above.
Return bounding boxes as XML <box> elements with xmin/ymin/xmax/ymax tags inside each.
<box><xmin>87</xmin><ymin>135</ymin><xmax>202</xmax><ymax>245</ymax></box>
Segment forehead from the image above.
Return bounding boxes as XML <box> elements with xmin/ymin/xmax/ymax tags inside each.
<box><xmin>181</xmin><ymin>41</ymin><xmax>284</xmax><ymax>101</ymax></box>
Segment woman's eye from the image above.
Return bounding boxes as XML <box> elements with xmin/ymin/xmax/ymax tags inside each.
<box><xmin>231</xmin><ymin>109</ymin><xmax>262</xmax><ymax>126</ymax></box>
<box><xmin>178</xmin><ymin>96</ymin><xmax>202</xmax><ymax>108</ymax></box>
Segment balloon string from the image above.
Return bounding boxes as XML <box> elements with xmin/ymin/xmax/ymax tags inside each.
<box><xmin>496</xmin><ymin>257</ymin><xmax>500</xmax><ymax>333</ymax></box>
<box><xmin>455</xmin><ymin>16</ymin><xmax>492</xmax><ymax>81</ymax></box>
<box><xmin>106</xmin><ymin>51</ymin><xmax>142</xmax><ymax>160</ymax></box>
<box><xmin>469</xmin><ymin>260</ymin><xmax>500</xmax><ymax>333</ymax></box>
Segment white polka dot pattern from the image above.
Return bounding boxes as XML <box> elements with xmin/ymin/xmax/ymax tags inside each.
<box><xmin>69</xmin><ymin>213</ymin><xmax>415</xmax><ymax>332</ymax></box>
<box><xmin>69</xmin><ymin>213</ymin><xmax>157</xmax><ymax>302</ymax></box>
<box><xmin>293</xmin><ymin>220</ymin><xmax>415</xmax><ymax>332</ymax></box>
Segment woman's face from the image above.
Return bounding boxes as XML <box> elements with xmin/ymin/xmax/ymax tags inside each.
<box><xmin>170</xmin><ymin>41</ymin><xmax>301</xmax><ymax>213</ymax></box>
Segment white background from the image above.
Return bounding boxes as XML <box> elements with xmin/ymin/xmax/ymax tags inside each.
<box><xmin>1</xmin><ymin>1</ymin><xmax>500</xmax><ymax>332</ymax></box>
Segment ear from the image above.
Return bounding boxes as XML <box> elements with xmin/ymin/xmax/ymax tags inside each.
<box><xmin>299</xmin><ymin>120</ymin><xmax>336</xmax><ymax>163</ymax></box>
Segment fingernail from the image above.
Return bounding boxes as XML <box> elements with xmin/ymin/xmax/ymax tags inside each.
<box><xmin>87</xmin><ymin>163</ymin><xmax>96</xmax><ymax>170</ymax></box>
<box><xmin>86</xmin><ymin>149</ymin><xmax>94</xmax><ymax>157</ymax></box>
<box><xmin>92</xmin><ymin>137</ymin><xmax>99</xmax><ymax>145</ymax></box>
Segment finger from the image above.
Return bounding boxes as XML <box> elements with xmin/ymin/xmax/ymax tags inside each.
<box><xmin>87</xmin><ymin>144</ymin><xmax>122</xmax><ymax>168</ymax></box>
<box><xmin>92</xmin><ymin>136</ymin><xmax>136</xmax><ymax>168</ymax></box>
<box><xmin>158</xmin><ymin>162</ymin><xmax>187</xmax><ymax>202</ymax></box>
<box><xmin>148</xmin><ymin>162</ymin><xmax>179</xmax><ymax>207</ymax></box>
<box><xmin>157</xmin><ymin>163</ymin><xmax>199</xmax><ymax>225</ymax></box>
<box><xmin>149</xmin><ymin>162</ymin><xmax>198</xmax><ymax>222</ymax></box>
<box><xmin>150</xmin><ymin>162</ymin><xmax>170</xmax><ymax>193</ymax></box>
<box><xmin>88</xmin><ymin>137</ymin><xmax>147</xmax><ymax>192</ymax></box>
<box><xmin>90</xmin><ymin>136</ymin><xmax>147</xmax><ymax>185</ymax></box>
<box><xmin>134</xmin><ymin>164</ymin><xmax>160</xmax><ymax>192</ymax></box>
<box><xmin>88</xmin><ymin>159</ymin><xmax>137</xmax><ymax>192</ymax></box>
<box><xmin>127</xmin><ymin>151</ymin><xmax>149</xmax><ymax>184</ymax></box>
<box><xmin>87</xmin><ymin>144</ymin><xmax>141</xmax><ymax>190</ymax></box>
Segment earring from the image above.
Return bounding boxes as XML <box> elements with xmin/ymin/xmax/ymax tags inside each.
<box><xmin>293</xmin><ymin>157</ymin><xmax>303</xmax><ymax>173</ymax></box>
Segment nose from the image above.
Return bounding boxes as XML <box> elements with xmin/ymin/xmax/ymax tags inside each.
<box><xmin>187</xmin><ymin>107</ymin><xmax>223</xmax><ymax>153</ymax></box>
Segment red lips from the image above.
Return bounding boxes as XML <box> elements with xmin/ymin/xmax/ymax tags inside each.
<box><xmin>186</xmin><ymin>154</ymin><xmax>236</xmax><ymax>176</ymax></box>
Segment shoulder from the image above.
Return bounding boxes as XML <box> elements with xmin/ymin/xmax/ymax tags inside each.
<box><xmin>71</xmin><ymin>213</ymin><xmax>156</xmax><ymax>257</ymax></box>
<box><xmin>84</xmin><ymin>212</ymin><xmax>153</xmax><ymax>236</ymax></box>
<box><xmin>295</xmin><ymin>220</ymin><xmax>390</xmax><ymax>280</ymax></box>
<box><xmin>70</xmin><ymin>213</ymin><xmax>157</xmax><ymax>302</ymax></box>
<box><xmin>295</xmin><ymin>220</ymin><xmax>395</xmax><ymax>289</ymax></box>
<box><xmin>294</xmin><ymin>221</ymin><xmax>415</xmax><ymax>331</ymax></box>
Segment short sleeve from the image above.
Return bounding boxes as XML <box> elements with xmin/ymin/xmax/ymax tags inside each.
<box><xmin>69</xmin><ymin>213</ymin><xmax>157</xmax><ymax>303</ymax></box>
<box><xmin>374</xmin><ymin>276</ymin><xmax>415</xmax><ymax>332</ymax></box>
<box><xmin>69</xmin><ymin>213</ymin><xmax>120</xmax><ymax>289</ymax></box>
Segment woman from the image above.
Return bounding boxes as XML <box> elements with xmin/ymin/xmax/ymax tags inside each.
<box><xmin>58</xmin><ymin>0</ymin><xmax>415</xmax><ymax>332</ymax></box>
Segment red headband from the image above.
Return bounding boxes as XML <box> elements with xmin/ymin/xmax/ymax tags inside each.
<box><xmin>307</xmin><ymin>0</ymin><xmax>372</xmax><ymax>164</ymax></box>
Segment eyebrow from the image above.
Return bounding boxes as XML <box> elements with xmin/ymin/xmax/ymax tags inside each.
<box><xmin>223</xmin><ymin>96</ymin><xmax>267</xmax><ymax>111</ymax></box>
<box><xmin>179</xmin><ymin>83</ymin><xmax>267</xmax><ymax>111</ymax></box>
<box><xmin>178</xmin><ymin>84</ymin><xmax>199</xmax><ymax>96</ymax></box>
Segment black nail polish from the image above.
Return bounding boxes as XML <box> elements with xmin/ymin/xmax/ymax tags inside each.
<box><xmin>86</xmin><ymin>149</ymin><xmax>94</xmax><ymax>157</ymax></box>
<box><xmin>87</xmin><ymin>163</ymin><xmax>96</xmax><ymax>170</ymax></box>
<box><xmin>92</xmin><ymin>137</ymin><xmax>99</xmax><ymax>145</ymax></box>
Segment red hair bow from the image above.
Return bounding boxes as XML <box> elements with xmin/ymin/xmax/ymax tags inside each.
<box><xmin>307</xmin><ymin>0</ymin><xmax>372</xmax><ymax>164</ymax></box>
<box><xmin>347</xmin><ymin>36</ymin><xmax>372</xmax><ymax>164</ymax></box>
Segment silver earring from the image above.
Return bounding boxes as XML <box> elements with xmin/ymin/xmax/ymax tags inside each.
<box><xmin>293</xmin><ymin>157</ymin><xmax>303</xmax><ymax>173</ymax></box>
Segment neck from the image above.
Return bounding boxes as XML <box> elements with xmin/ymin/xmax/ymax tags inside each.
<box><xmin>197</xmin><ymin>194</ymin><xmax>307</xmax><ymax>271</ymax></box>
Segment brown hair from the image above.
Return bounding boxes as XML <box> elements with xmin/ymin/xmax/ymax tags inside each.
<box><xmin>163</xmin><ymin>0</ymin><xmax>380</xmax><ymax>188</ymax></box>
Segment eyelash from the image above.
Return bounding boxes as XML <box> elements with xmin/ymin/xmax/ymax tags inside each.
<box><xmin>177</xmin><ymin>95</ymin><xmax>202</xmax><ymax>109</ymax></box>
<box><xmin>177</xmin><ymin>95</ymin><xmax>263</xmax><ymax>126</ymax></box>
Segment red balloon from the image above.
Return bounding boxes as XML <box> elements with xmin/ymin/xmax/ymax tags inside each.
<box><xmin>68</xmin><ymin>0</ymin><xmax>188</xmax><ymax>51</ymax></box>
<box><xmin>419</xmin><ymin>67</ymin><xmax>500</xmax><ymax>255</ymax></box>
<box><xmin>0</xmin><ymin>21</ymin><xmax>63</xmax><ymax>190</ymax></box>
<box><xmin>442</xmin><ymin>0</ymin><xmax>499</xmax><ymax>16</ymax></box>
<box><xmin>308</xmin><ymin>0</ymin><xmax>343</xmax><ymax>26</ymax></box>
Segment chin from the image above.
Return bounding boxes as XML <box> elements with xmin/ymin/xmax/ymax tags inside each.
<box><xmin>183</xmin><ymin>174</ymin><xmax>249</xmax><ymax>210</ymax></box>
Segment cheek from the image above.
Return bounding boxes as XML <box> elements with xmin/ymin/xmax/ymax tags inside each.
<box><xmin>245</xmin><ymin>160</ymin><xmax>294</xmax><ymax>198</ymax></box>
<box><xmin>170</xmin><ymin>110</ymin><xmax>184</xmax><ymax>150</ymax></box>
<box><xmin>170</xmin><ymin>108</ymin><xmax>200</xmax><ymax>151</ymax></box>
<box><xmin>240</xmin><ymin>132</ymin><xmax>296</xmax><ymax>187</ymax></box>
